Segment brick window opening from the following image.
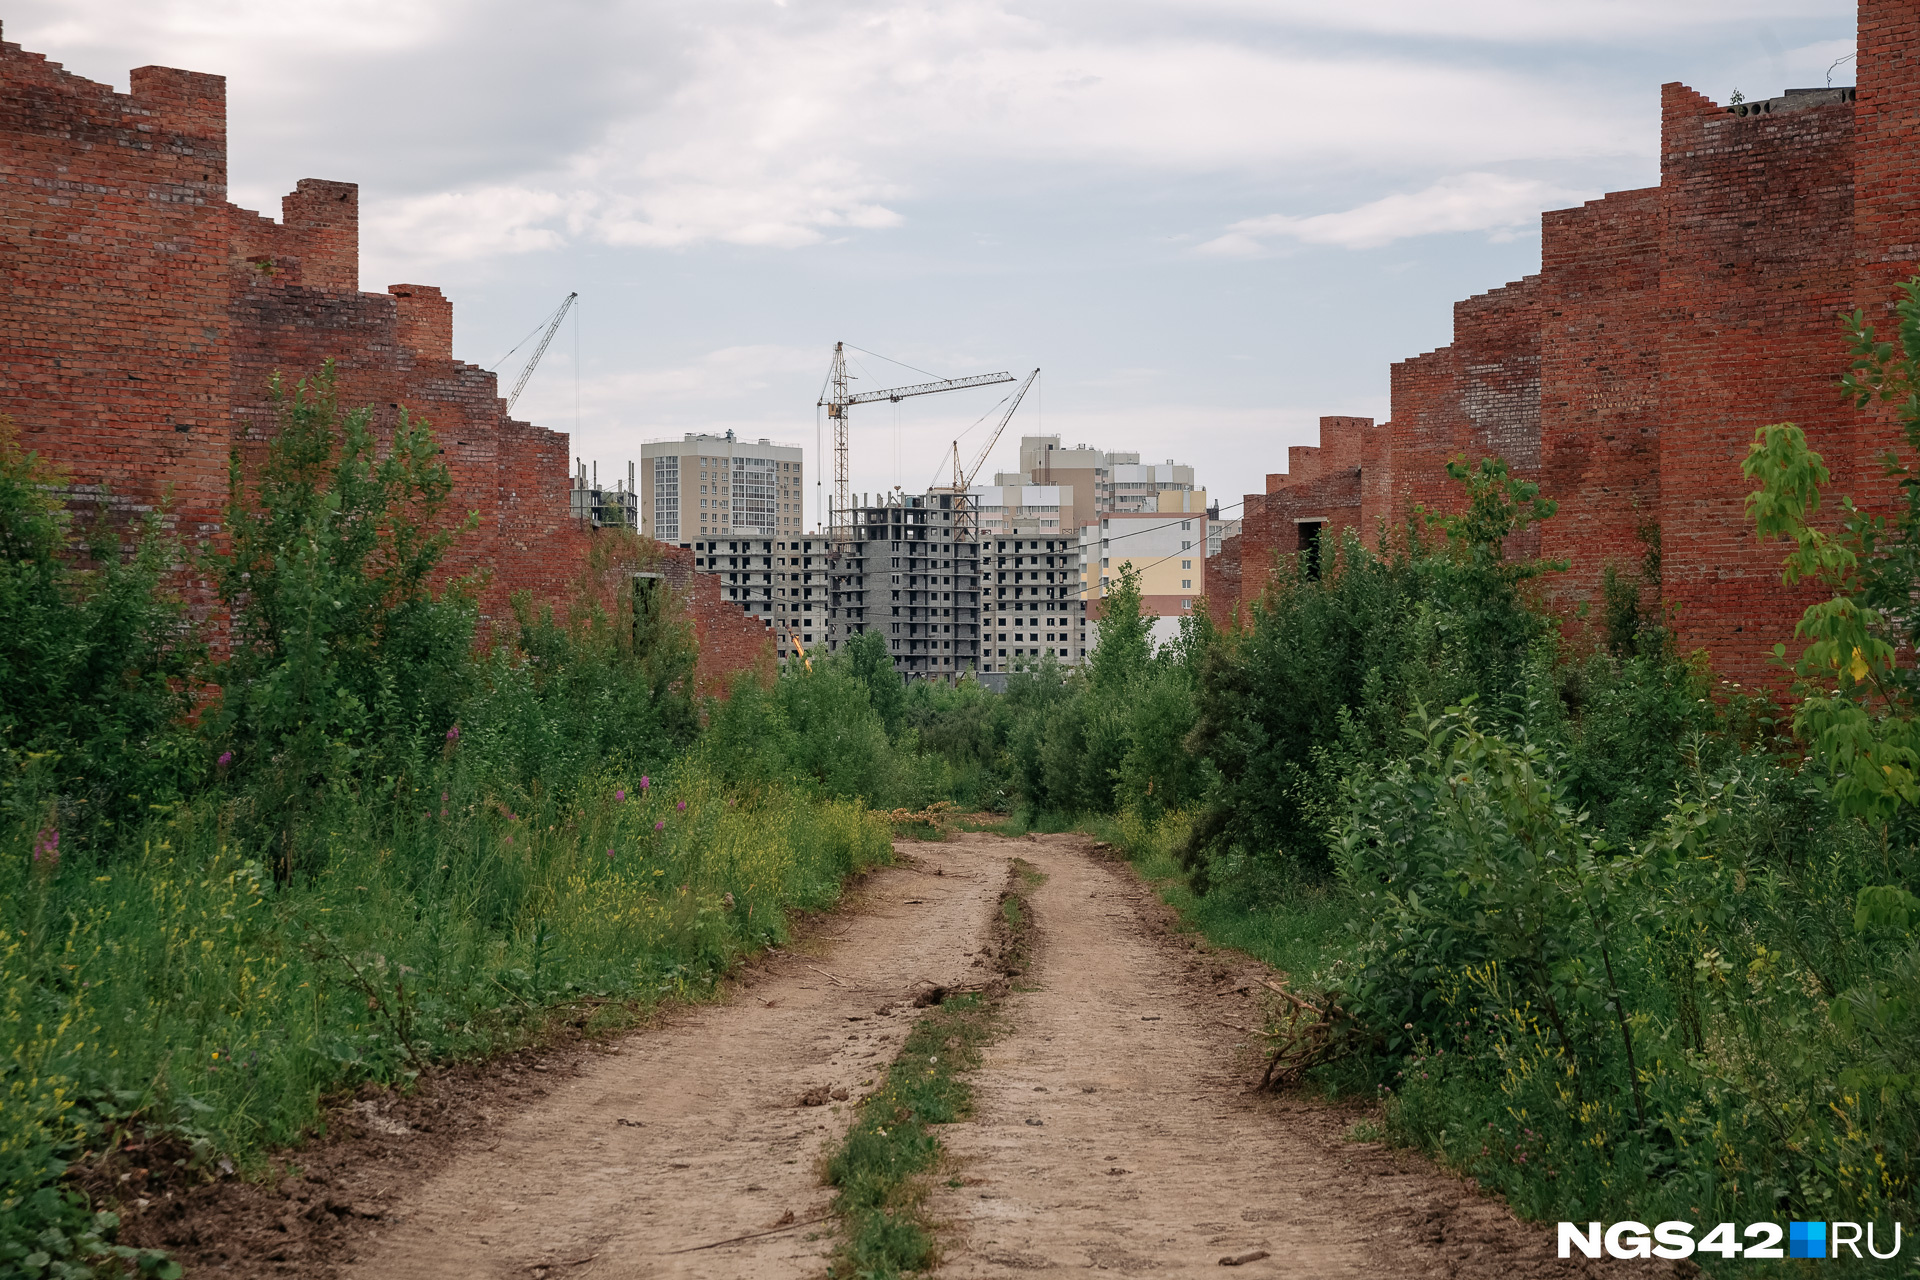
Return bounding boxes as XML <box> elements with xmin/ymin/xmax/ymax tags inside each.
<box><xmin>1298</xmin><ymin>521</ymin><xmax>1324</xmax><ymax>580</ymax></box>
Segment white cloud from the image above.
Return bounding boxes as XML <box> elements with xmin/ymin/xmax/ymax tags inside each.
<box><xmin>14</xmin><ymin>0</ymin><xmax>1655</xmax><ymax>261</ymax></box>
<box><xmin>362</xmin><ymin>186</ymin><xmax>569</xmax><ymax>271</ymax></box>
<box><xmin>1162</xmin><ymin>0</ymin><xmax>1851</xmax><ymax>44</ymax></box>
<box><xmin>1200</xmin><ymin>172</ymin><xmax>1598</xmax><ymax>254</ymax></box>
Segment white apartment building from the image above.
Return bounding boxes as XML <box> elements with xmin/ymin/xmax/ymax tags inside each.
<box><xmin>639</xmin><ymin>432</ymin><xmax>806</xmax><ymax>546</ymax></box>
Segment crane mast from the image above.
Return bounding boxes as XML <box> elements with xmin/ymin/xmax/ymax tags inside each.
<box><xmin>818</xmin><ymin>342</ymin><xmax>1014</xmax><ymax>537</ymax></box>
<box><xmin>946</xmin><ymin>368</ymin><xmax>1040</xmax><ymax>545</ymax></box>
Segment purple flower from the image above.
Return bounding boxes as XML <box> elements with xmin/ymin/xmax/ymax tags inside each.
<box><xmin>503</xmin><ymin>835</ymin><xmax>514</xmax><ymax>846</ymax></box>
<box><xmin>446</xmin><ymin>725</ymin><xmax>460</xmax><ymax>742</ymax></box>
<box><xmin>32</xmin><ymin>826</ymin><xmax>59</xmax><ymax>865</ymax></box>
<box><xmin>676</xmin><ymin>800</ymin><xmax>686</xmax><ymax>812</ymax></box>
<box><xmin>654</xmin><ymin>820</ymin><xmax>665</xmax><ymax>831</ymax></box>
<box><xmin>640</xmin><ymin>776</ymin><xmax>650</xmax><ymax>790</ymax></box>
<box><xmin>217</xmin><ymin>751</ymin><xmax>233</xmax><ymax>768</ymax></box>
<box><xmin>607</xmin><ymin>848</ymin><xmax>615</xmax><ymax>860</ymax></box>
<box><xmin>615</xmin><ymin>789</ymin><xmax>626</xmax><ymax>803</ymax></box>
<box><xmin>441</xmin><ymin>791</ymin><xmax>449</xmax><ymax>802</ymax></box>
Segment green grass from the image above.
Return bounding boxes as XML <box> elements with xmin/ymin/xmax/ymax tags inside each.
<box><xmin>823</xmin><ymin>858</ymin><xmax>1043</xmax><ymax>1278</ymax></box>
<box><xmin>2</xmin><ymin>761</ymin><xmax>894</xmax><ymax>1278</ymax></box>
<box><xmin>1078</xmin><ymin>811</ymin><xmax>1357</xmax><ymax>985</ymax></box>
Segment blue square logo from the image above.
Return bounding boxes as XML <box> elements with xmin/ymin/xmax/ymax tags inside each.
<box><xmin>1790</xmin><ymin>1221</ymin><xmax>1827</xmax><ymax>1259</ymax></box>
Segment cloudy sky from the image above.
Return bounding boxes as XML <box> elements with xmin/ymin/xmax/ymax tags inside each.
<box><xmin>14</xmin><ymin>0</ymin><xmax>1854</xmax><ymax>527</ymax></box>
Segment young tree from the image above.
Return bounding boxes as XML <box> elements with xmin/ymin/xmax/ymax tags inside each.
<box><xmin>0</xmin><ymin>419</ymin><xmax>201</xmax><ymax>843</ymax></box>
<box><xmin>209</xmin><ymin>363</ymin><xmax>476</xmax><ymax>873</ymax></box>
<box><xmin>1744</xmin><ymin>282</ymin><xmax>1920</xmax><ymax>821</ymax></box>
<box><xmin>1089</xmin><ymin>560</ymin><xmax>1150</xmax><ymax>691</ymax></box>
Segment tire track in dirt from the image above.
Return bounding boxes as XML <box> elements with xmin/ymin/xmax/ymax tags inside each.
<box><xmin>925</xmin><ymin>834</ymin><xmax>1685</xmax><ymax>1279</ymax></box>
<box><xmin>343</xmin><ymin>835</ymin><xmax>1010</xmax><ymax>1279</ymax></box>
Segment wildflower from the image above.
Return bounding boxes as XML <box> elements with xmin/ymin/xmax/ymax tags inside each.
<box><xmin>446</xmin><ymin>725</ymin><xmax>460</xmax><ymax>742</ymax></box>
<box><xmin>504</xmin><ymin>835</ymin><xmax>514</xmax><ymax>846</ymax></box>
<box><xmin>217</xmin><ymin>750</ymin><xmax>233</xmax><ymax>768</ymax></box>
<box><xmin>607</xmin><ymin>849</ymin><xmax>615</xmax><ymax>860</ymax></box>
<box><xmin>640</xmin><ymin>776</ymin><xmax>650</xmax><ymax>790</ymax></box>
<box><xmin>655</xmin><ymin>820</ymin><xmax>665</xmax><ymax>831</ymax></box>
<box><xmin>32</xmin><ymin>827</ymin><xmax>59</xmax><ymax>866</ymax></box>
<box><xmin>615</xmin><ymin>789</ymin><xmax>626</xmax><ymax>802</ymax></box>
<box><xmin>677</xmin><ymin>800</ymin><xmax>687</xmax><ymax>811</ymax></box>
<box><xmin>442</xmin><ymin>791</ymin><xmax>449</xmax><ymax>802</ymax></box>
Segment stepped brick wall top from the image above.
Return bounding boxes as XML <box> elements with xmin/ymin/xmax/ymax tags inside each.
<box><xmin>0</xmin><ymin>27</ymin><xmax>771</xmax><ymax>692</ymax></box>
<box><xmin>1210</xmin><ymin>0</ymin><xmax>1920</xmax><ymax>688</ymax></box>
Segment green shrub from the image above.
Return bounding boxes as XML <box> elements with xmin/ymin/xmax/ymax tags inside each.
<box><xmin>0</xmin><ymin>421</ymin><xmax>202</xmax><ymax>849</ymax></box>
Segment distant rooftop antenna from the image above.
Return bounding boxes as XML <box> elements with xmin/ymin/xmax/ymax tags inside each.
<box><xmin>1829</xmin><ymin>52</ymin><xmax>1857</xmax><ymax>87</ymax></box>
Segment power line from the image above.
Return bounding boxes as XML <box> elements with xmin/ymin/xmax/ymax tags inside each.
<box><xmin>843</xmin><ymin>343</ymin><xmax>945</xmax><ymax>382</ymax></box>
<box><xmin>980</xmin><ymin>497</ymin><xmax>1249</xmax><ymax>605</ymax></box>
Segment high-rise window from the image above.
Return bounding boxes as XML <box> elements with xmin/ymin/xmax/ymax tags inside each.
<box><xmin>652</xmin><ymin>456</ymin><xmax>680</xmax><ymax>541</ymax></box>
<box><xmin>732</xmin><ymin>456</ymin><xmax>778</xmax><ymax>534</ymax></box>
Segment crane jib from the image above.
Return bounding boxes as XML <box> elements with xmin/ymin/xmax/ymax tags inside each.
<box><xmin>828</xmin><ymin>371</ymin><xmax>1016</xmax><ymax>407</ymax></box>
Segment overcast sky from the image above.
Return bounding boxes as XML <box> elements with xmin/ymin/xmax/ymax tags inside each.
<box><xmin>13</xmin><ymin>0</ymin><xmax>1854</xmax><ymax>528</ymax></box>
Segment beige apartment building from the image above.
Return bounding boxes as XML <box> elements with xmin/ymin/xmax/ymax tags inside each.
<box><xmin>1081</xmin><ymin>493</ymin><xmax>1209</xmax><ymax>651</ymax></box>
<box><xmin>638</xmin><ymin>432</ymin><xmax>806</xmax><ymax>546</ymax></box>
<box><xmin>1006</xmin><ymin>436</ymin><xmax>1199</xmax><ymax>531</ymax></box>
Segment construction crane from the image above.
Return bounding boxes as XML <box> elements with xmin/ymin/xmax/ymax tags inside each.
<box><xmin>939</xmin><ymin>368</ymin><xmax>1040</xmax><ymax>545</ymax></box>
<box><xmin>495</xmin><ymin>291</ymin><xmax>578</xmax><ymax>413</ymax></box>
<box><xmin>818</xmin><ymin>342</ymin><xmax>1013</xmax><ymax>536</ymax></box>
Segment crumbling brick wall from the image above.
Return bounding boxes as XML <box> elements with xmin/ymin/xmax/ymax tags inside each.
<box><xmin>1535</xmin><ymin>188</ymin><xmax>1663</xmax><ymax>613</ymax></box>
<box><xmin>0</xmin><ymin>29</ymin><xmax>771</xmax><ymax>692</ymax></box>
<box><xmin>1215</xmin><ymin>0</ymin><xmax>1920</xmax><ymax>689</ymax></box>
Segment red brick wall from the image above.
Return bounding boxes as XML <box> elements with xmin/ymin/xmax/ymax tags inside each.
<box><xmin>1657</xmin><ymin>82</ymin><xmax>1857</xmax><ymax>683</ymax></box>
<box><xmin>0</xmin><ymin>31</ymin><xmax>771</xmax><ymax>693</ymax></box>
<box><xmin>1536</xmin><ymin>188</ymin><xmax>1663</xmax><ymax>611</ymax></box>
<box><xmin>1212</xmin><ymin>11</ymin><xmax>1920</xmax><ymax>684</ymax></box>
<box><xmin>1855</xmin><ymin>0</ymin><xmax>1920</xmax><ymax>306</ymax></box>
<box><xmin>0</xmin><ymin>43</ymin><xmax>232</xmax><ymax>540</ymax></box>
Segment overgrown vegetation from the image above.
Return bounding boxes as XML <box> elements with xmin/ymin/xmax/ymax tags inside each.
<box><xmin>1</xmin><ymin>368</ymin><xmax>901</xmax><ymax>1277</ymax></box>
<box><xmin>864</xmin><ymin>292</ymin><xmax>1920</xmax><ymax>1266</ymax></box>
<box><xmin>13</xmin><ymin>271</ymin><xmax>1920</xmax><ymax>1274</ymax></box>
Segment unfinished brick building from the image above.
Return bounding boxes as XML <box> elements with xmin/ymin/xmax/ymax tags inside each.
<box><xmin>0</xmin><ymin>26</ymin><xmax>771</xmax><ymax>690</ymax></box>
<box><xmin>1213</xmin><ymin>0</ymin><xmax>1919</xmax><ymax>687</ymax></box>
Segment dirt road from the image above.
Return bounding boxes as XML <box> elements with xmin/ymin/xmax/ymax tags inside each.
<box><xmin>342</xmin><ymin>836</ymin><xmax>1005</xmax><ymax>1279</ymax></box>
<box><xmin>310</xmin><ymin>832</ymin><xmax>1655</xmax><ymax>1278</ymax></box>
<box><xmin>925</xmin><ymin>836</ymin><xmax>1641</xmax><ymax>1278</ymax></box>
